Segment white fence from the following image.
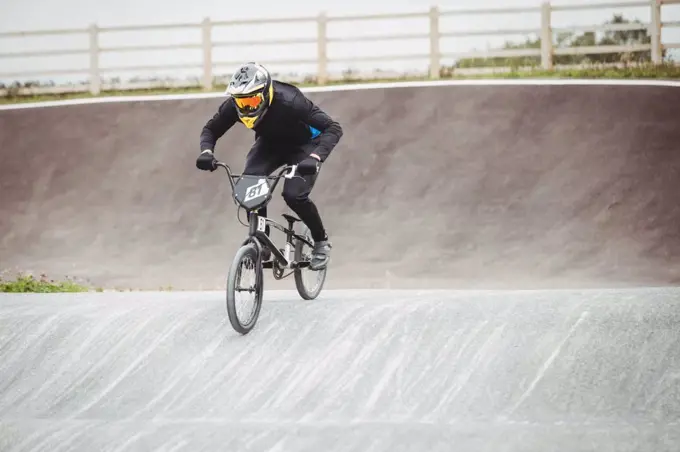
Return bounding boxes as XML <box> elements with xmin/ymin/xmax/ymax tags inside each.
<box><xmin>1</xmin><ymin>0</ymin><xmax>679</xmax><ymax>95</ymax></box>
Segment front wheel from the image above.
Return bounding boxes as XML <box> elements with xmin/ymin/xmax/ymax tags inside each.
<box><xmin>294</xmin><ymin>225</ymin><xmax>327</xmax><ymax>300</ymax></box>
<box><xmin>226</xmin><ymin>243</ymin><xmax>263</xmax><ymax>334</ymax></box>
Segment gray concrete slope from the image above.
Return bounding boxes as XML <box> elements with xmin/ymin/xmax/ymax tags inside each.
<box><xmin>1</xmin><ymin>289</ymin><xmax>679</xmax><ymax>451</ymax></box>
<box><xmin>2</xmin><ymin>84</ymin><xmax>680</xmax><ymax>289</ymax></box>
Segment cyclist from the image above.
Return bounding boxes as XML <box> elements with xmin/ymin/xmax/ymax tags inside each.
<box><xmin>196</xmin><ymin>62</ymin><xmax>343</xmax><ymax>270</ymax></box>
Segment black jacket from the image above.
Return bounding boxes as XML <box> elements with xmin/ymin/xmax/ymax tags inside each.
<box><xmin>200</xmin><ymin>81</ymin><xmax>343</xmax><ymax>162</ymax></box>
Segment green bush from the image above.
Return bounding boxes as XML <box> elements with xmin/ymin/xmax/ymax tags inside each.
<box><xmin>0</xmin><ymin>273</ymin><xmax>89</xmax><ymax>293</ymax></box>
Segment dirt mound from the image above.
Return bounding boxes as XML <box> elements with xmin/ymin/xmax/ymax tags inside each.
<box><xmin>1</xmin><ymin>83</ymin><xmax>679</xmax><ymax>289</ymax></box>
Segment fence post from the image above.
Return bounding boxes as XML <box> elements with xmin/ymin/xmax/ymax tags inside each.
<box><xmin>650</xmin><ymin>0</ymin><xmax>662</xmax><ymax>64</ymax></box>
<box><xmin>429</xmin><ymin>6</ymin><xmax>440</xmax><ymax>79</ymax></box>
<box><xmin>88</xmin><ymin>24</ymin><xmax>100</xmax><ymax>95</ymax></box>
<box><xmin>202</xmin><ymin>17</ymin><xmax>213</xmax><ymax>90</ymax></box>
<box><xmin>540</xmin><ymin>2</ymin><xmax>553</xmax><ymax>70</ymax></box>
<box><xmin>317</xmin><ymin>12</ymin><xmax>328</xmax><ymax>85</ymax></box>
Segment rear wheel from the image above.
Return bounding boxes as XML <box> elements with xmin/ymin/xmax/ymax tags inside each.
<box><xmin>226</xmin><ymin>243</ymin><xmax>263</xmax><ymax>334</ymax></box>
<box><xmin>294</xmin><ymin>225</ymin><xmax>327</xmax><ymax>300</ymax></box>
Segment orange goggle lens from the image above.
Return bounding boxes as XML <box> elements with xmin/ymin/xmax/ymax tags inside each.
<box><xmin>234</xmin><ymin>94</ymin><xmax>263</xmax><ymax>110</ymax></box>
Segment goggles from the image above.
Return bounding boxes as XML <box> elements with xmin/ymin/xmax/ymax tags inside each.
<box><xmin>234</xmin><ymin>93</ymin><xmax>264</xmax><ymax>112</ymax></box>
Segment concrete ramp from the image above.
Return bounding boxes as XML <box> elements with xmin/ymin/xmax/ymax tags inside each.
<box><xmin>1</xmin><ymin>82</ymin><xmax>680</xmax><ymax>289</ymax></box>
<box><xmin>1</xmin><ymin>288</ymin><xmax>679</xmax><ymax>451</ymax></box>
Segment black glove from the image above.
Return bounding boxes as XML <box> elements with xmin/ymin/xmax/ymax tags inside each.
<box><xmin>297</xmin><ymin>156</ymin><xmax>321</xmax><ymax>176</ymax></box>
<box><xmin>196</xmin><ymin>150</ymin><xmax>217</xmax><ymax>171</ymax></box>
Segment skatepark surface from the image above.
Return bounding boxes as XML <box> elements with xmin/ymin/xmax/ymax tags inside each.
<box><xmin>1</xmin><ymin>80</ymin><xmax>680</xmax><ymax>450</ymax></box>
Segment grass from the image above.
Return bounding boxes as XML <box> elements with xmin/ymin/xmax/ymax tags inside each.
<box><xmin>0</xmin><ymin>273</ymin><xmax>91</xmax><ymax>293</ymax></box>
<box><xmin>3</xmin><ymin>63</ymin><xmax>679</xmax><ymax>105</ymax></box>
<box><xmin>0</xmin><ymin>272</ymin><xmax>182</xmax><ymax>293</ymax></box>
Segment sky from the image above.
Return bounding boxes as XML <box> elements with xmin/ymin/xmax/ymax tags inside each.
<box><xmin>2</xmin><ymin>0</ymin><xmax>679</xmax><ymax>86</ymax></box>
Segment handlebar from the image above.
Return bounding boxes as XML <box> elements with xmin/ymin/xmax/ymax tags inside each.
<box><xmin>214</xmin><ymin>161</ymin><xmax>300</xmax><ymax>193</ymax></box>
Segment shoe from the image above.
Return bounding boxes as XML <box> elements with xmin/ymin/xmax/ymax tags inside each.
<box><xmin>309</xmin><ymin>239</ymin><xmax>332</xmax><ymax>270</ymax></box>
<box><xmin>260</xmin><ymin>248</ymin><xmax>272</xmax><ymax>262</ymax></box>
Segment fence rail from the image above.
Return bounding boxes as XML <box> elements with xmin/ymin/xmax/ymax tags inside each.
<box><xmin>1</xmin><ymin>0</ymin><xmax>679</xmax><ymax>95</ymax></box>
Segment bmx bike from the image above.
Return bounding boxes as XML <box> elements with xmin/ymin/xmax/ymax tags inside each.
<box><xmin>214</xmin><ymin>161</ymin><xmax>327</xmax><ymax>335</ymax></box>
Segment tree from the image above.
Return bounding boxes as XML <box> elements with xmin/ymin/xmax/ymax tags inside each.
<box><xmin>450</xmin><ymin>13</ymin><xmax>662</xmax><ymax>70</ymax></box>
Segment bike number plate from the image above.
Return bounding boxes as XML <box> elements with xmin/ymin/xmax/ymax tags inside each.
<box><xmin>244</xmin><ymin>179</ymin><xmax>270</xmax><ymax>202</ymax></box>
<box><xmin>257</xmin><ymin>217</ymin><xmax>267</xmax><ymax>233</ymax></box>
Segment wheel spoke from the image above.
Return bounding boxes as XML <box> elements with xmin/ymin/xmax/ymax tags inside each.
<box><xmin>294</xmin><ymin>226</ymin><xmax>327</xmax><ymax>300</ymax></box>
<box><xmin>226</xmin><ymin>244</ymin><xmax>263</xmax><ymax>334</ymax></box>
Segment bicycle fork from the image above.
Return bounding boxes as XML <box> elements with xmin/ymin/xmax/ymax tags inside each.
<box><xmin>244</xmin><ymin>212</ymin><xmax>297</xmax><ymax>269</ymax></box>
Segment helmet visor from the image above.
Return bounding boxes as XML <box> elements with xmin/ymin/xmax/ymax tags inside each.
<box><xmin>234</xmin><ymin>93</ymin><xmax>264</xmax><ymax>112</ymax></box>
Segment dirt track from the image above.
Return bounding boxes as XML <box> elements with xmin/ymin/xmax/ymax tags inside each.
<box><xmin>1</xmin><ymin>83</ymin><xmax>680</xmax><ymax>289</ymax></box>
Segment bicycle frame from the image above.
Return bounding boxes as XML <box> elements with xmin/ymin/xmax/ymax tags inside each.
<box><xmin>215</xmin><ymin>161</ymin><xmax>314</xmax><ymax>269</ymax></box>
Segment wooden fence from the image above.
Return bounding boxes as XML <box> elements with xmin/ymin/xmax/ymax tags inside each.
<box><xmin>1</xmin><ymin>0</ymin><xmax>679</xmax><ymax>95</ymax></box>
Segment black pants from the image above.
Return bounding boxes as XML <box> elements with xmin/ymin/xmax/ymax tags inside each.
<box><xmin>243</xmin><ymin>136</ymin><xmax>327</xmax><ymax>242</ymax></box>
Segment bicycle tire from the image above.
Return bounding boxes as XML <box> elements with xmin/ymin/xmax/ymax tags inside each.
<box><xmin>293</xmin><ymin>225</ymin><xmax>327</xmax><ymax>300</ymax></box>
<box><xmin>226</xmin><ymin>243</ymin><xmax>264</xmax><ymax>334</ymax></box>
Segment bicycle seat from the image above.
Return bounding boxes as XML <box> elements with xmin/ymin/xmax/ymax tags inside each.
<box><xmin>282</xmin><ymin>214</ymin><xmax>302</xmax><ymax>223</ymax></box>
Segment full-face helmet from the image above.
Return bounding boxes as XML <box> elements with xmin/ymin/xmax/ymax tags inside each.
<box><xmin>225</xmin><ymin>62</ymin><xmax>273</xmax><ymax>129</ymax></box>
